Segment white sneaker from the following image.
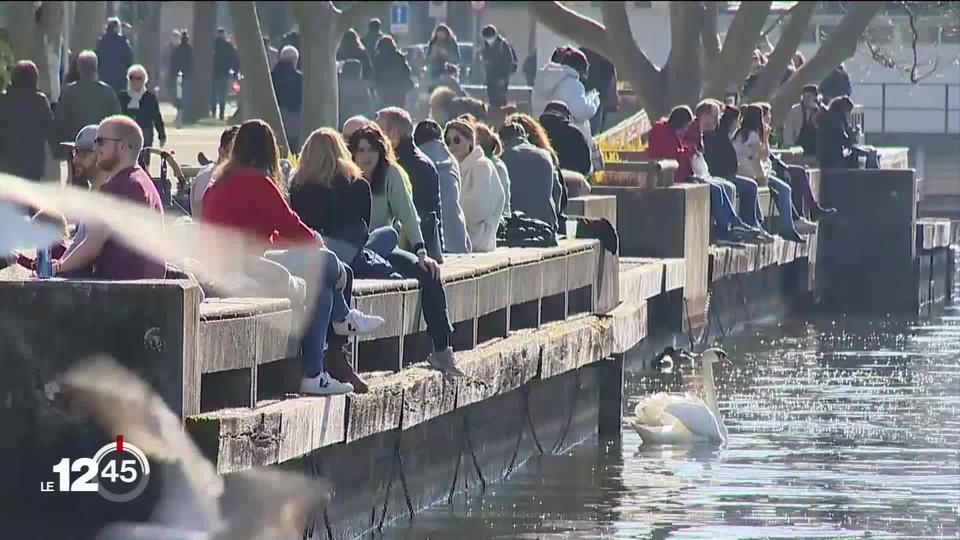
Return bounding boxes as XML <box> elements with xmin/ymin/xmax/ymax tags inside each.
<box><xmin>300</xmin><ymin>372</ymin><xmax>353</xmax><ymax>395</ymax></box>
<box><xmin>794</xmin><ymin>218</ymin><xmax>817</xmax><ymax>235</ymax></box>
<box><xmin>333</xmin><ymin>309</ymin><xmax>384</xmax><ymax>336</ymax></box>
<box><xmin>427</xmin><ymin>347</ymin><xmax>465</xmax><ymax>377</ymax></box>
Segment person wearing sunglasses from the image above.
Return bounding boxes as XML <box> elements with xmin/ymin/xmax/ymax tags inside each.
<box><xmin>444</xmin><ymin>119</ymin><xmax>504</xmax><ymax>253</ymax></box>
<box><xmin>119</xmin><ymin>64</ymin><xmax>165</xmax><ymax>168</ymax></box>
<box><xmin>52</xmin><ymin>116</ymin><xmax>167</xmax><ymax>280</ymax></box>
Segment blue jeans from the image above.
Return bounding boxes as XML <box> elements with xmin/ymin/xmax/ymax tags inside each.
<box><xmin>210</xmin><ymin>77</ymin><xmax>229</xmax><ymax>118</ymax></box>
<box><xmin>356</xmin><ymin>226</ymin><xmax>452</xmax><ymax>351</ymax></box>
<box><xmin>694</xmin><ymin>176</ymin><xmax>747</xmax><ymax>235</ymax></box>
<box><xmin>766</xmin><ymin>176</ymin><xmax>800</xmax><ymax>236</ymax></box>
<box><xmin>264</xmin><ymin>248</ymin><xmax>351</xmax><ymax>378</ymax></box>
<box><xmin>723</xmin><ymin>175</ymin><xmax>762</xmax><ymax>228</ymax></box>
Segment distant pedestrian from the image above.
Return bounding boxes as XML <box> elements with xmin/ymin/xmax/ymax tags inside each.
<box><xmin>523</xmin><ymin>49</ymin><xmax>538</xmax><ymax>87</ymax></box>
<box><xmin>339</xmin><ymin>60</ymin><xmax>374</xmax><ymax>128</ymax></box>
<box><xmin>0</xmin><ymin>61</ymin><xmax>56</xmax><ymax>181</ymax></box>
<box><xmin>170</xmin><ymin>30</ymin><xmax>192</xmax><ymax>125</ymax></box>
<box><xmin>532</xmin><ymin>48</ymin><xmax>599</xmax><ymax>144</ymax></box>
<box><xmin>415</xmin><ymin>119</ymin><xmax>471</xmax><ymax>254</ymax></box>
<box><xmin>272</xmin><ymin>46</ymin><xmax>303</xmax><ymax>152</ymax></box>
<box><xmin>820</xmin><ymin>63</ymin><xmax>852</xmax><ymax>103</ymax></box>
<box><xmin>480</xmin><ymin>25</ymin><xmax>517</xmax><ymax>108</ymax></box>
<box><xmin>95</xmin><ymin>17</ymin><xmax>134</xmax><ymax>94</ymax></box>
<box><xmin>361</xmin><ymin>19</ymin><xmax>384</xmax><ymax>58</ymax></box>
<box><xmin>426</xmin><ymin>24</ymin><xmax>461</xmax><ymax>81</ymax></box>
<box><xmin>55</xmin><ymin>50</ymin><xmax>121</xmax><ymax>157</ymax></box>
<box><xmin>337</xmin><ymin>29</ymin><xmax>372</xmax><ymax>80</ymax></box>
<box><xmin>119</xmin><ymin>64</ymin><xmax>166</xmax><ymax>168</ymax></box>
<box><xmin>263</xmin><ymin>37</ymin><xmax>279</xmax><ymax>70</ymax></box>
<box><xmin>372</xmin><ymin>36</ymin><xmax>414</xmax><ymax>108</ymax></box>
<box><xmin>581</xmin><ymin>47</ymin><xmax>618</xmax><ymax>134</ymax></box>
<box><xmin>211</xmin><ymin>28</ymin><xmax>239</xmax><ymax>120</ymax></box>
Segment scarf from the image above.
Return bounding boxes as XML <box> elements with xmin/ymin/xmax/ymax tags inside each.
<box><xmin>126</xmin><ymin>87</ymin><xmax>146</xmax><ymax>110</ymax></box>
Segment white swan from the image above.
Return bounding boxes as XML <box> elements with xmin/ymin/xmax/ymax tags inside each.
<box><xmin>632</xmin><ymin>348</ymin><xmax>730</xmax><ymax>445</ymax></box>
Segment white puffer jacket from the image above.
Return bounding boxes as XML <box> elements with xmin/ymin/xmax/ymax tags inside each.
<box><xmin>531</xmin><ymin>62</ymin><xmax>599</xmax><ymax>141</ymax></box>
<box><xmin>458</xmin><ymin>146</ymin><xmax>505</xmax><ymax>253</ymax></box>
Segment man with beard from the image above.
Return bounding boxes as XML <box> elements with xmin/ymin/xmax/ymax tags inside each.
<box><xmin>52</xmin><ymin>116</ymin><xmax>166</xmax><ymax>279</ymax></box>
<box><xmin>63</xmin><ymin>125</ymin><xmax>110</xmax><ymax>189</ymax></box>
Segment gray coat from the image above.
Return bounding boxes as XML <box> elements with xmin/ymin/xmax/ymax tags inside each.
<box><xmin>501</xmin><ymin>135</ymin><xmax>559</xmax><ymax>231</ymax></box>
<box><xmin>418</xmin><ymin>139</ymin><xmax>472</xmax><ymax>254</ymax></box>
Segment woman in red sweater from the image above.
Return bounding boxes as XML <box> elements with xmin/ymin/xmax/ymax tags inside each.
<box><xmin>203</xmin><ymin>120</ymin><xmax>383</xmax><ymax>395</ymax></box>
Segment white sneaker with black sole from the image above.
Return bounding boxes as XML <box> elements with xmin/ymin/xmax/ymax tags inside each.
<box><xmin>300</xmin><ymin>372</ymin><xmax>353</xmax><ymax>395</ymax></box>
<box><xmin>333</xmin><ymin>309</ymin><xmax>384</xmax><ymax>336</ymax></box>
<box><xmin>794</xmin><ymin>218</ymin><xmax>817</xmax><ymax>235</ymax></box>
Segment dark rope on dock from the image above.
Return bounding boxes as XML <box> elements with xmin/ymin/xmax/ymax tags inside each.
<box><xmin>551</xmin><ymin>368</ymin><xmax>581</xmax><ymax>454</ymax></box>
<box><xmin>446</xmin><ymin>421</ymin><xmax>465</xmax><ymax>504</ymax></box>
<box><xmin>463</xmin><ymin>413</ymin><xmax>488</xmax><ymax>492</ymax></box>
<box><xmin>682</xmin><ymin>297</ymin><xmax>697</xmax><ymax>351</ymax></box>
<box><xmin>323</xmin><ymin>508</ymin><xmax>334</xmax><ymax>540</ymax></box>
<box><xmin>376</xmin><ymin>436</ymin><xmax>401</xmax><ymax>532</ymax></box>
<box><xmin>523</xmin><ymin>383</ymin><xmax>545</xmax><ymax>455</ymax></box>
<box><xmin>503</xmin><ymin>387</ymin><xmax>529</xmax><ymax>478</ymax></box>
<box><xmin>395</xmin><ymin>438</ymin><xmax>415</xmax><ymax>520</ymax></box>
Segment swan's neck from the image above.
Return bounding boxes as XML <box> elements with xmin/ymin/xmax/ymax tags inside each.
<box><xmin>701</xmin><ymin>361</ymin><xmax>728</xmax><ymax>438</ymax></box>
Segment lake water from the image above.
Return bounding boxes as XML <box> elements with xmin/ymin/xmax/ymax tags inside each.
<box><xmin>383</xmin><ymin>303</ymin><xmax>960</xmax><ymax>538</ymax></box>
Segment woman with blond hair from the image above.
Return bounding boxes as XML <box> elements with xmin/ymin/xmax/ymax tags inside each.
<box><xmin>203</xmin><ymin>120</ymin><xmax>383</xmax><ymax>395</ymax></box>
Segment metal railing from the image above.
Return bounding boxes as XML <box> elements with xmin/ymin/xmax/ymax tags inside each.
<box><xmin>856</xmin><ymin>82</ymin><xmax>959</xmax><ymax>134</ymax></box>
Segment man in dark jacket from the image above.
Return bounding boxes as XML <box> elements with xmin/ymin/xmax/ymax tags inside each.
<box><xmin>581</xmin><ymin>47</ymin><xmax>618</xmax><ymax>134</ymax></box>
<box><xmin>480</xmin><ymin>25</ymin><xmax>517</xmax><ymax>108</ymax></box>
<box><xmin>271</xmin><ymin>46</ymin><xmax>304</xmax><ymax>152</ymax></box>
<box><xmin>55</xmin><ymin>51</ymin><xmax>121</xmax><ymax>158</ymax></box>
<box><xmin>539</xmin><ymin>101</ymin><xmax>592</xmax><ymax>177</ymax></box>
<box><xmin>95</xmin><ymin>18</ymin><xmax>134</xmax><ymax>94</ymax></box>
<box><xmin>211</xmin><ymin>28</ymin><xmax>239</xmax><ymax>120</ymax></box>
<box><xmin>362</xmin><ymin>19</ymin><xmax>385</xmax><ymax>59</ymax></box>
<box><xmin>820</xmin><ymin>63</ymin><xmax>852</xmax><ymax>103</ymax></box>
<box><xmin>499</xmin><ymin>122</ymin><xmax>560</xmax><ymax>233</ymax></box>
<box><xmin>376</xmin><ymin>107</ymin><xmax>444</xmax><ymax>262</ymax></box>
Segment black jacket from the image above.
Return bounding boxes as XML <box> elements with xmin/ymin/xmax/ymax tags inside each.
<box><xmin>95</xmin><ymin>32</ymin><xmax>134</xmax><ymax>92</ymax></box>
<box><xmin>170</xmin><ymin>43</ymin><xmax>193</xmax><ymax>79</ymax></box>
<box><xmin>119</xmin><ymin>90</ymin><xmax>166</xmax><ymax>145</ymax></box>
<box><xmin>482</xmin><ymin>36</ymin><xmax>517</xmax><ymax>81</ymax></box>
<box><xmin>396</xmin><ymin>139</ymin><xmax>441</xmax><ymax>219</ymax></box>
<box><xmin>703</xmin><ymin>128</ymin><xmax>738</xmax><ymax>178</ymax></box>
<box><xmin>290</xmin><ymin>174</ymin><xmax>372</xmax><ymax>236</ymax></box>
<box><xmin>816</xmin><ymin>114</ymin><xmax>855</xmax><ymax>170</ymax></box>
<box><xmin>337</xmin><ymin>42</ymin><xmax>373</xmax><ymax>80</ymax></box>
<box><xmin>539</xmin><ymin>113</ymin><xmax>591</xmax><ymax>176</ymax></box>
<box><xmin>0</xmin><ymin>88</ymin><xmax>55</xmax><ymax>180</ymax></box>
<box><xmin>213</xmin><ymin>37</ymin><xmax>240</xmax><ymax>78</ymax></box>
<box><xmin>373</xmin><ymin>50</ymin><xmax>414</xmax><ymax>107</ymax></box>
<box><xmin>271</xmin><ymin>62</ymin><xmax>303</xmax><ymax>112</ymax></box>
<box><xmin>820</xmin><ymin>67</ymin><xmax>852</xmax><ymax>102</ymax></box>
<box><xmin>582</xmin><ymin>48</ymin><xmax>617</xmax><ymax>111</ymax></box>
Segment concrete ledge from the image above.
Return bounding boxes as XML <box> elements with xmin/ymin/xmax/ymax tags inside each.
<box><xmin>619</xmin><ymin>259</ymin><xmax>664</xmax><ymax>302</ymax></box>
<box><xmin>187</xmin><ymin>395</ymin><xmax>347</xmax><ymax>474</ymax></box>
<box><xmin>567</xmin><ymin>195</ymin><xmax>617</xmax><ymax>225</ymax></box>
<box><xmin>198</xmin><ymin>299</ymin><xmax>292</xmax><ymax>374</ymax></box>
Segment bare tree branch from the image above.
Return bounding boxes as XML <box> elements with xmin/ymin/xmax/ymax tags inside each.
<box><xmin>528</xmin><ymin>1</ymin><xmax>609</xmax><ymax>55</ymax></box>
<box><xmin>760</xmin><ymin>1</ymin><xmax>801</xmax><ymax>38</ymax></box>
<box><xmin>703</xmin><ymin>1</ymin><xmax>773</xmax><ymax>98</ymax></box>
<box><xmin>335</xmin><ymin>1</ymin><xmax>392</xmax><ymax>37</ymax></box>
<box><xmin>598</xmin><ymin>2</ymin><xmax>662</xmax><ymax>86</ymax></box>
<box><xmin>666</xmin><ymin>2</ymin><xmax>705</xmax><ymax>108</ymax></box>
<box><xmin>747</xmin><ymin>1</ymin><xmax>817</xmax><ymax>101</ymax></box>
<box><xmin>770</xmin><ymin>1</ymin><xmax>884</xmax><ymax>125</ymax></box>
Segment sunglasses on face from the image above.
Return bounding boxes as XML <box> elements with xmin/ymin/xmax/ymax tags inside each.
<box><xmin>95</xmin><ymin>136</ymin><xmax>123</xmax><ymax>146</ymax></box>
<box><xmin>128</xmin><ymin>75</ymin><xmax>144</xmax><ymax>81</ymax></box>
<box><xmin>446</xmin><ymin>135</ymin><xmax>463</xmax><ymax>146</ymax></box>
<box><xmin>71</xmin><ymin>148</ymin><xmax>94</xmax><ymax>158</ymax></box>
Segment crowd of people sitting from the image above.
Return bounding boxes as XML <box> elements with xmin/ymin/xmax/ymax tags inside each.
<box><xmin>1</xmin><ymin>18</ymin><xmax>880</xmax><ymax>401</ymax></box>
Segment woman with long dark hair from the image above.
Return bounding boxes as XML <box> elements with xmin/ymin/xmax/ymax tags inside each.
<box><xmin>202</xmin><ymin>120</ymin><xmax>384</xmax><ymax>395</ymax></box>
<box><xmin>372</xmin><ymin>36</ymin><xmax>414</xmax><ymax>107</ymax></box>
<box><xmin>426</xmin><ymin>24</ymin><xmax>461</xmax><ymax>80</ymax></box>
<box><xmin>337</xmin><ymin>29</ymin><xmax>372</xmax><ymax>80</ymax></box>
<box><xmin>817</xmin><ymin>96</ymin><xmax>877</xmax><ymax>170</ymax></box>
<box><xmin>733</xmin><ymin>105</ymin><xmax>811</xmax><ymax>242</ymax></box>
<box><xmin>348</xmin><ymin>124</ymin><xmax>462</xmax><ymax>377</ymax></box>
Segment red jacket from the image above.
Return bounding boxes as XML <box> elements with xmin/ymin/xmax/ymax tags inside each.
<box><xmin>647</xmin><ymin>119</ymin><xmax>697</xmax><ymax>183</ymax></box>
<box><xmin>202</xmin><ymin>166</ymin><xmax>315</xmax><ymax>245</ymax></box>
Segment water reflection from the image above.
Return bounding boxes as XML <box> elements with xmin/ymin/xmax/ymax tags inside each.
<box><xmin>383</xmin><ymin>302</ymin><xmax>960</xmax><ymax>539</ymax></box>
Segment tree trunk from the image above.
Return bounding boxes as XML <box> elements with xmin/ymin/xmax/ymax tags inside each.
<box><xmin>229</xmin><ymin>1</ymin><xmax>289</xmax><ymax>156</ymax></box>
<box><xmin>187</xmin><ymin>1</ymin><xmax>216</xmax><ymax>123</ymax></box>
<box><xmin>769</xmin><ymin>1</ymin><xmax>884</xmax><ymax>125</ymax></box>
<box><xmin>664</xmin><ymin>2</ymin><xmax>705</xmax><ymax>110</ymax></box>
<box><xmin>746</xmin><ymin>1</ymin><xmax>816</xmax><ymax>102</ymax></box>
<box><xmin>135</xmin><ymin>2</ymin><xmax>163</xmax><ymax>94</ymax></box>
<box><xmin>293</xmin><ymin>3</ymin><xmax>338</xmax><ymax>142</ymax></box>
<box><xmin>702</xmin><ymin>1</ymin><xmax>772</xmax><ymax>98</ymax></box>
<box><xmin>70</xmin><ymin>1</ymin><xmax>106</xmax><ymax>54</ymax></box>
